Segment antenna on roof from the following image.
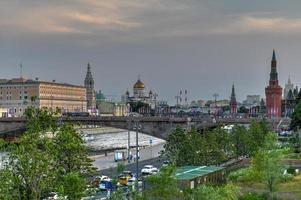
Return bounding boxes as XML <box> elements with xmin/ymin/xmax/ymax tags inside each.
<box><xmin>20</xmin><ymin>63</ymin><xmax>23</xmax><ymax>79</ymax></box>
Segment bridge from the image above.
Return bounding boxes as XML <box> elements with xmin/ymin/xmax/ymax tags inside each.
<box><xmin>0</xmin><ymin>116</ymin><xmax>291</xmax><ymax>141</ymax></box>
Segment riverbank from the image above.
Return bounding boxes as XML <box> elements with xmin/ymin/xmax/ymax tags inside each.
<box><xmin>81</xmin><ymin>127</ymin><xmax>165</xmax><ymax>154</ymax></box>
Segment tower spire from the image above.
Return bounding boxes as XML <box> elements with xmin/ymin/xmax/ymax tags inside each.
<box><xmin>269</xmin><ymin>50</ymin><xmax>278</xmax><ymax>86</ymax></box>
<box><xmin>230</xmin><ymin>83</ymin><xmax>237</xmax><ymax>114</ymax></box>
<box><xmin>272</xmin><ymin>49</ymin><xmax>276</xmax><ymax>61</ymax></box>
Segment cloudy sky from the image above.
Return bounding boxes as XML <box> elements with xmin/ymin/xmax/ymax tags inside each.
<box><xmin>1</xmin><ymin>0</ymin><xmax>301</xmax><ymax>103</ymax></box>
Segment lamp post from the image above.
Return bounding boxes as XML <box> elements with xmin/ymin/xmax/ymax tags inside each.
<box><xmin>127</xmin><ymin>103</ymin><xmax>131</xmax><ymax>163</ymax></box>
<box><xmin>133</xmin><ymin>119</ymin><xmax>142</xmax><ymax>190</ymax></box>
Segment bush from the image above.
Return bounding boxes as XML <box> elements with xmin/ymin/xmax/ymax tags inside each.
<box><xmin>280</xmin><ymin>173</ymin><xmax>293</xmax><ymax>183</ymax></box>
<box><xmin>239</xmin><ymin>192</ymin><xmax>266</xmax><ymax>200</ymax></box>
<box><xmin>286</xmin><ymin>166</ymin><xmax>295</xmax><ymax>175</ymax></box>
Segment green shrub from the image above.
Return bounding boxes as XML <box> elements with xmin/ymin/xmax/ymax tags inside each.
<box><xmin>239</xmin><ymin>192</ymin><xmax>266</xmax><ymax>200</ymax></box>
<box><xmin>280</xmin><ymin>173</ymin><xmax>293</xmax><ymax>183</ymax></box>
<box><xmin>286</xmin><ymin>166</ymin><xmax>295</xmax><ymax>175</ymax></box>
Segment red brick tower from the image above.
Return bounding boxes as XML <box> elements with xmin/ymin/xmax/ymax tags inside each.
<box><xmin>265</xmin><ymin>50</ymin><xmax>282</xmax><ymax>118</ymax></box>
<box><xmin>230</xmin><ymin>84</ymin><xmax>237</xmax><ymax>114</ymax></box>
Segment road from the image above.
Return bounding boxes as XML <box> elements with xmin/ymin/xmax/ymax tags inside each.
<box><xmin>91</xmin><ymin>142</ymin><xmax>165</xmax><ymax>171</ymax></box>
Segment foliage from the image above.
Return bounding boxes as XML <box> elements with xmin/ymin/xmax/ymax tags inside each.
<box><xmin>249</xmin><ymin>133</ymin><xmax>284</xmax><ymax>197</ymax></box>
<box><xmin>239</xmin><ymin>193</ymin><xmax>266</xmax><ymax>200</ymax></box>
<box><xmin>238</xmin><ymin>106</ymin><xmax>249</xmax><ymax>113</ymax></box>
<box><xmin>143</xmin><ymin>165</ymin><xmax>183</xmax><ymax>200</ymax></box>
<box><xmin>290</xmin><ymin>102</ymin><xmax>301</xmax><ymax>131</ymax></box>
<box><xmin>58</xmin><ymin>172</ymin><xmax>86</xmax><ymax>200</ymax></box>
<box><xmin>117</xmin><ymin>162</ymin><xmax>125</xmax><ymax>174</ymax></box>
<box><xmin>163</xmin><ymin>120</ymin><xmax>270</xmax><ymax>167</ymax></box>
<box><xmin>286</xmin><ymin>166</ymin><xmax>295</xmax><ymax>175</ymax></box>
<box><xmin>186</xmin><ymin>184</ymin><xmax>240</xmax><ymax>200</ymax></box>
<box><xmin>0</xmin><ymin>107</ymin><xmax>95</xmax><ymax>200</ymax></box>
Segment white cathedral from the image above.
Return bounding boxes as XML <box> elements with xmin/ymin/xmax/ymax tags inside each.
<box><xmin>122</xmin><ymin>77</ymin><xmax>157</xmax><ymax>109</ymax></box>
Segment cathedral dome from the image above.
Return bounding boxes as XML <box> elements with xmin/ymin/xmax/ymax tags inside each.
<box><xmin>133</xmin><ymin>79</ymin><xmax>145</xmax><ymax>89</ymax></box>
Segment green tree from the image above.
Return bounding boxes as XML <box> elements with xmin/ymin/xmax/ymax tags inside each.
<box><xmin>238</xmin><ymin>106</ymin><xmax>249</xmax><ymax>113</ymax></box>
<box><xmin>250</xmin><ymin>133</ymin><xmax>283</xmax><ymax>199</ymax></box>
<box><xmin>144</xmin><ymin>165</ymin><xmax>182</xmax><ymax>200</ymax></box>
<box><xmin>0</xmin><ymin>107</ymin><xmax>95</xmax><ymax>200</ymax></box>
<box><xmin>58</xmin><ymin>172</ymin><xmax>86</xmax><ymax>200</ymax></box>
<box><xmin>52</xmin><ymin>124</ymin><xmax>95</xmax><ymax>177</ymax></box>
<box><xmin>248</xmin><ymin>120</ymin><xmax>269</xmax><ymax>156</ymax></box>
<box><xmin>231</xmin><ymin>125</ymin><xmax>249</xmax><ymax>158</ymax></box>
<box><xmin>290</xmin><ymin>102</ymin><xmax>301</xmax><ymax>131</ymax></box>
<box><xmin>163</xmin><ymin>126</ymin><xmax>187</xmax><ymax>165</ymax></box>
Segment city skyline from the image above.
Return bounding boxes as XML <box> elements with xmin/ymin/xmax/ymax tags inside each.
<box><xmin>2</xmin><ymin>1</ymin><xmax>301</xmax><ymax>103</ymax></box>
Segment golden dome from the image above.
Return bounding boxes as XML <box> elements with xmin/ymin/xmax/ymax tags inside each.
<box><xmin>133</xmin><ymin>79</ymin><xmax>145</xmax><ymax>89</ymax></box>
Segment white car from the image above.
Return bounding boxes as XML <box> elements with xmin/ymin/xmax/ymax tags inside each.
<box><xmin>141</xmin><ymin>165</ymin><xmax>159</xmax><ymax>175</ymax></box>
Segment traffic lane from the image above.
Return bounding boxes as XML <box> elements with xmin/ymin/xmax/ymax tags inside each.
<box><xmin>98</xmin><ymin>157</ymin><xmax>164</xmax><ymax>178</ymax></box>
<box><xmin>92</xmin><ymin>142</ymin><xmax>165</xmax><ymax>171</ymax></box>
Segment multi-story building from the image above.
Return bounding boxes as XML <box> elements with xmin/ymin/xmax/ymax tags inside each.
<box><xmin>242</xmin><ymin>95</ymin><xmax>261</xmax><ymax>107</ymax></box>
<box><xmin>265</xmin><ymin>50</ymin><xmax>282</xmax><ymax>118</ymax></box>
<box><xmin>97</xmin><ymin>101</ymin><xmax>128</xmax><ymax>116</ymax></box>
<box><xmin>0</xmin><ymin>77</ymin><xmax>87</xmax><ymax>116</ymax></box>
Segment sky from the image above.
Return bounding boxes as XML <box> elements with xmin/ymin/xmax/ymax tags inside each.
<box><xmin>1</xmin><ymin>0</ymin><xmax>301</xmax><ymax>104</ymax></box>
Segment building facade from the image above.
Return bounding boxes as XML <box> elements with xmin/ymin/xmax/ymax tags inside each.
<box><xmin>265</xmin><ymin>50</ymin><xmax>282</xmax><ymax>118</ymax></box>
<box><xmin>0</xmin><ymin>78</ymin><xmax>87</xmax><ymax>116</ymax></box>
<box><xmin>84</xmin><ymin>63</ymin><xmax>96</xmax><ymax>112</ymax></box>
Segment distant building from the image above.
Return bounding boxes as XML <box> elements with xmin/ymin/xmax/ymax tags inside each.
<box><xmin>242</xmin><ymin>95</ymin><xmax>260</xmax><ymax>107</ymax></box>
<box><xmin>123</xmin><ymin>77</ymin><xmax>157</xmax><ymax>109</ymax></box>
<box><xmin>265</xmin><ymin>50</ymin><xmax>282</xmax><ymax>118</ymax></box>
<box><xmin>229</xmin><ymin>84</ymin><xmax>237</xmax><ymax>114</ymax></box>
<box><xmin>0</xmin><ymin>77</ymin><xmax>87</xmax><ymax>116</ymax></box>
<box><xmin>84</xmin><ymin>63</ymin><xmax>96</xmax><ymax>112</ymax></box>
<box><xmin>284</xmin><ymin>76</ymin><xmax>294</xmax><ymax>100</ymax></box>
<box><xmin>97</xmin><ymin>101</ymin><xmax>128</xmax><ymax>116</ymax></box>
<box><xmin>282</xmin><ymin>89</ymin><xmax>295</xmax><ymax>117</ymax></box>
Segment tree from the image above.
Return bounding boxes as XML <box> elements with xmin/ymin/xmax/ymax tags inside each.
<box><xmin>144</xmin><ymin>165</ymin><xmax>182</xmax><ymax>200</ymax></box>
<box><xmin>58</xmin><ymin>172</ymin><xmax>86</xmax><ymax>200</ymax></box>
<box><xmin>290</xmin><ymin>102</ymin><xmax>301</xmax><ymax>131</ymax></box>
<box><xmin>230</xmin><ymin>125</ymin><xmax>249</xmax><ymax>158</ymax></box>
<box><xmin>250</xmin><ymin>133</ymin><xmax>283</xmax><ymax>199</ymax></box>
<box><xmin>0</xmin><ymin>107</ymin><xmax>95</xmax><ymax>200</ymax></box>
<box><xmin>163</xmin><ymin>126</ymin><xmax>187</xmax><ymax>165</ymax></box>
<box><xmin>52</xmin><ymin>123</ymin><xmax>95</xmax><ymax>177</ymax></box>
<box><xmin>248</xmin><ymin>120</ymin><xmax>269</xmax><ymax>156</ymax></box>
<box><xmin>238</xmin><ymin>106</ymin><xmax>249</xmax><ymax>113</ymax></box>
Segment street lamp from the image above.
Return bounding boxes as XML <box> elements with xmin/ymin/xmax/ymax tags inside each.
<box><xmin>127</xmin><ymin>103</ymin><xmax>131</xmax><ymax>163</ymax></box>
<box><xmin>133</xmin><ymin>119</ymin><xmax>142</xmax><ymax>190</ymax></box>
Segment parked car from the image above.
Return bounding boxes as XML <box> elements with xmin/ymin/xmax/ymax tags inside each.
<box><xmin>99</xmin><ymin>180</ymin><xmax>113</xmax><ymax>191</ymax></box>
<box><xmin>141</xmin><ymin>165</ymin><xmax>159</xmax><ymax>175</ymax></box>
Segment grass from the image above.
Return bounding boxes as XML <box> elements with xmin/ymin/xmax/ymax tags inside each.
<box><xmin>232</xmin><ymin>174</ymin><xmax>301</xmax><ymax>200</ymax></box>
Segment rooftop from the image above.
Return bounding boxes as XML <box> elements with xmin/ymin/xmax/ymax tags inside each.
<box><xmin>175</xmin><ymin>166</ymin><xmax>224</xmax><ymax>180</ymax></box>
